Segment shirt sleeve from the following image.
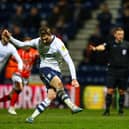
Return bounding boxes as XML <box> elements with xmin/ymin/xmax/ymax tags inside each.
<box><xmin>63</xmin><ymin>53</ymin><xmax>77</xmax><ymax>80</ymax></box>
<box><xmin>103</xmin><ymin>42</ymin><xmax>110</xmax><ymax>50</ymax></box>
<box><xmin>10</xmin><ymin>36</ymin><xmax>38</xmax><ymax>48</ymax></box>
<box><xmin>11</xmin><ymin>45</ymin><xmax>23</xmax><ymax>71</ymax></box>
<box><xmin>56</xmin><ymin>39</ymin><xmax>69</xmax><ymax>57</ymax></box>
<box><xmin>56</xmin><ymin>39</ymin><xmax>76</xmax><ymax>79</ymax></box>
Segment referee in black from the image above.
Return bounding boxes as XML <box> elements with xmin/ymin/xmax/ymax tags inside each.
<box><xmin>90</xmin><ymin>27</ymin><xmax>129</xmax><ymax>115</ymax></box>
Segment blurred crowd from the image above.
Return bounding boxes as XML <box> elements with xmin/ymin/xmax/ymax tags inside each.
<box><xmin>0</xmin><ymin>0</ymin><xmax>105</xmax><ymax>83</ymax></box>
<box><xmin>82</xmin><ymin>0</ymin><xmax>129</xmax><ymax>66</ymax></box>
<box><xmin>0</xmin><ymin>0</ymin><xmax>104</xmax><ymax>43</ymax></box>
<box><xmin>77</xmin><ymin>0</ymin><xmax>129</xmax><ymax>85</ymax></box>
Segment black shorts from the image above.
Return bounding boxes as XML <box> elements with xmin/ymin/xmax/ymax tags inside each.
<box><xmin>106</xmin><ymin>67</ymin><xmax>129</xmax><ymax>90</ymax></box>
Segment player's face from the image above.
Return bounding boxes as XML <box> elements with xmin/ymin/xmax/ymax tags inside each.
<box><xmin>40</xmin><ymin>34</ymin><xmax>52</xmax><ymax>45</ymax></box>
<box><xmin>1</xmin><ymin>31</ymin><xmax>9</xmax><ymax>45</ymax></box>
<box><xmin>114</xmin><ymin>30</ymin><xmax>124</xmax><ymax>42</ymax></box>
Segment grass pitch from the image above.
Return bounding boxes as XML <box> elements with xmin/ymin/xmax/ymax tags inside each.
<box><xmin>0</xmin><ymin>108</ymin><xmax>129</xmax><ymax>129</ymax></box>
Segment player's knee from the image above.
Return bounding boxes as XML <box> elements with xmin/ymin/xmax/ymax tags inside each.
<box><xmin>107</xmin><ymin>88</ymin><xmax>114</xmax><ymax>94</ymax></box>
<box><xmin>119</xmin><ymin>89</ymin><xmax>125</xmax><ymax>95</ymax></box>
<box><xmin>9</xmin><ymin>88</ymin><xmax>21</xmax><ymax>98</ymax></box>
<box><xmin>12</xmin><ymin>74</ymin><xmax>23</xmax><ymax>91</ymax></box>
<box><xmin>15</xmin><ymin>82</ymin><xmax>23</xmax><ymax>91</ymax></box>
<box><xmin>50</xmin><ymin>76</ymin><xmax>63</xmax><ymax>89</ymax></box>
<box><xmin>47</xmin><ymin>89</ymin><xmax>56</xmax><ymax>100</ymax></box>
<box><xmin>56</xmin><ymin>81</ymin><xmax>64</xmax><ymax>90</ymax></box>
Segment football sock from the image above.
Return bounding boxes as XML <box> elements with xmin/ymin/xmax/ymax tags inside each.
<box><xmin>0</xmin><ymin>95</ymin><xmax>10</xmax><ymax>102</ymax></box>
<box><xmin>105</xmin><ymin>94</ymin><xmax>112</xmax><ymax>111</ymax></box>
<box><xmin>31</xmin><ymin>97</ymin><xmax>51</xmax><ymax>119</ymax></box>
<box><xmin>57</xmin><ymin>89</ymin><xmax>75</xmax><ymax>110</ymax></box>
<box><xmin>10</xmin><ymin>92</ymin><xmax>19</xmax><ymax>107</ymax></box>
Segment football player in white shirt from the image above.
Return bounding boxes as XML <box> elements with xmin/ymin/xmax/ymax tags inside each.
<box><xmin>4</xmin><ymin>26</ymin><xmax>83</xmax><ymax>123</ymax></box>
<box><xmin>0</xmin><ymin>29</ymin><xmax>23</xmax><ymax>115</ymax></box>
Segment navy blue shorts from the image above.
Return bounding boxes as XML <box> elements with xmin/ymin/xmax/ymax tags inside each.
<box><xmin>39</xmin><ymin>67</ymin><xmax>62</xmax><ymax>89</ymax></box>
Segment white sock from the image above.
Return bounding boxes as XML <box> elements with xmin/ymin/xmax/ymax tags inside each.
<box><xmin>64</xmin><ymin>98</ymin><xmax>76</xmax><ymax>110</ymax></box>
<box><xmin>31</xmin><ymin>97</ymin><xmax>51</xmax><ymax>119</ymax></box>
<box><xmin>44</xmin><ymin>98</ymin><xmax>51</xmax><ymax>105</ymax></box>
<box><xmin>31</xmin><ymin>109</ymin><xmax>40</xmax><ymax>119</ymax></box>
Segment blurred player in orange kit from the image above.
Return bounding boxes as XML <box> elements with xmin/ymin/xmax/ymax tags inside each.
<box><xmin>0</xmin><ymin>37</ymin><xmax>39</xmax><ymax>115</ymax></box>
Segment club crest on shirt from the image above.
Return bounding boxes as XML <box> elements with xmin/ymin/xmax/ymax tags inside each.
<box><xmin>122</xmin><ymin>49</ymin><xmax>127</xmax><ymax>55</ymax></box>
<box><xmin>61</xmin><ymin>45</ymin><xmax>66</xmax><ymax>51</ymax></box>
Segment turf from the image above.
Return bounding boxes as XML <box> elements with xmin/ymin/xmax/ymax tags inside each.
<box><xmin>0</xmin><ymin>108</ymin><xmax>129</xmax><ymax>129</ymax></box>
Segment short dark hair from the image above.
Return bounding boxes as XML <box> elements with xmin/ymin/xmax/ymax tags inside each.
<box><xmin>112</xmin><ymin>27</ymin><xmax>124</xmax><ymax>34</ymax></box>
<box><xmin>39</xmin><ymin>25</ymin><xmax>52</xmax><ymax>35</ymax></box>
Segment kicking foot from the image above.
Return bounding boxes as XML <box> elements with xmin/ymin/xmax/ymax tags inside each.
<box><xmin>8</xmin><ymin>107</ymin><xmax>17</xmax><ymax>115</ymax></box>
<box><xmin>25</xmin><ymin>117</ymin><xmax>34</xmax><ymax>123</ymax></box>
<box><xmin>72</xmin><ymin>106</ymin><xmax>83</xmax><ymax>114</ymax></box>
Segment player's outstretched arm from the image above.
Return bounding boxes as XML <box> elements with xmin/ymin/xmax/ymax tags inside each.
<box><xmin>3</xmin><ymin>29</ymin><xmax>38</xmax><ymax>48</ymax></box>
<box><xmin>3</xmin><ymin>29</ymin><xmax>25</xmax><ymax>47</ymax></box>
<box><xmin>89</xmin><ymin>44</ymin><xmax>105</xmax><ymax>51</ymax></box>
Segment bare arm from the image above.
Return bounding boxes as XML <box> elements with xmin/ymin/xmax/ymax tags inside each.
<box><xmin>89</xmin><ymin>44</ymin><xmax>106</xmax><ymax>51</ymax></box>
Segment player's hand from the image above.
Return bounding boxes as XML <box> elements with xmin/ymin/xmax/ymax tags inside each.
<box><xmin>71</xmin><ymin>79</ymin><xmax>80</xmax><ymax>87</ymax></box>
<box><xmin>89</xmin><ymin>45</ymin><xmax>96</xmax><ymax>51</ymax></box>
<box><xmin>3</xmin><ymin>29</ymin><xmax>11</xmax><ymax>39</ymax></box>
<box><xmin>15</xmin><ymin>71</ymin><xmax>22</xmax><ymax>76</ymax></box>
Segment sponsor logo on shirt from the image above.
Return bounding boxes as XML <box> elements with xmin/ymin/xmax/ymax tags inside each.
<box><xmin>61</xmin><ymin>45</ymin><xmax>66</xmax><ymax>51</ymax></box>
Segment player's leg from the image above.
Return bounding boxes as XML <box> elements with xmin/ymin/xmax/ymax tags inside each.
<box><xmin>0</xmin><ymin>84</ymin><xmax>22</xmax><ymax>105</ymax></box>
<box><xmin>118</xmin><ymin>89</ymin><xmax>125</xmax><ymax>115</ymax></box>
<box><xmin>26</xmin><ymin>88</ymin><xmax>56</xmax><ymax>123</ymax></box>
<box><xmin>103</xmin><ymin>74</ymin><xmax>115</xmax><ymax>116</ymax></box>
<box><xmin>41</xmin><ymin>67</ymin><xmax>82</xmax><ymax>113</ymax></box>
<box><xmin>50</xmin><ymin>75</ymin><xmax>82</xmax><ymax>113</ymax></box>
<box><xmin>8</xmin><ymin>84</ymin><xmax>22</xmax><ymax>115</ymax></box>
<box><xmin>8</xmin><ymin>73</ymin><xmax>23</xmax><ymax>115</ymax></box>
<box><xmin>26</xmin><ymin>67</ymin><xmax>82</xmax><ymax>123</ymax></box>
<box><xmin>118</xmin><ymin>78</ymin><xmax>128</xmax><ymax>115</ymax></box>
<box><xmin>103</xmin><ymin>88</ymin><xmax>114</xmax><ymax>116</ymax></box>
<box><xmin>0</xmin><ymin>94</ymin><xmax>11</xmax><ymax>102</ymax></box>
<box><xmin>118</xmin><ymin>72</ymin><xmax>128</xmax><ymax>115</ymax></box>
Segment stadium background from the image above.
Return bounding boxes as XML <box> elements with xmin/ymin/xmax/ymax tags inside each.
<box><xmin>0</xmin><ymin>0</ymin><xmax>129</xmax><ymax>110</ymax></box>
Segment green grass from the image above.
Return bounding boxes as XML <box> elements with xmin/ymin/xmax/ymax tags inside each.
<box><xmin>0</xmin><ymin>108</ymin><xmax>129</xmax><ymax>129</ymax></box>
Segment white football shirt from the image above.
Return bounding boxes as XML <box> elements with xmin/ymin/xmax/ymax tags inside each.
<box><xmin>0</xmin><ymin>41</ymin><xmax>23</xmax><ymax>72</ymax></box>
<box><xmin>10</xmin><ymin>35</ymin><xmax>76</xmax><ymax>79</ymax></box>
